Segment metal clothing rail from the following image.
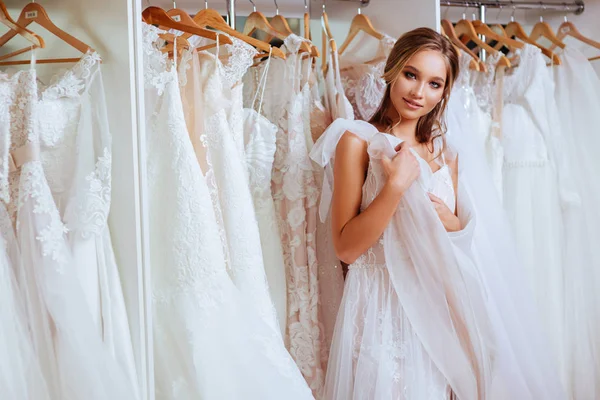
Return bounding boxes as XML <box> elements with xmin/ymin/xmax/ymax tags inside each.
<box><xmin>443</xmin><ymin>0</ymin><xmax>585</xmax><ymax>15</ymax></box>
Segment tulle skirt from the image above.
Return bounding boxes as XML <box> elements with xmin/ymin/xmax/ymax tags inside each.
<box><xmin>502</xmin><ymin>162</ymin><xmax>565</xmax><ymax>370</ymax></box>
<box><xmin>323</xmin><ymin>265</ymin><xmax>450</xmax><ymax>400</ymax></box>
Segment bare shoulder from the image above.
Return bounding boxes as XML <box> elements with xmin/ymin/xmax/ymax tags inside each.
<box><xmin>336</xmin><ymin>131</ymin><xmax>369</xmax><ymax>161</ymax></box>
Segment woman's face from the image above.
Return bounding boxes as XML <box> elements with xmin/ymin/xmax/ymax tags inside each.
<box><xmin>389</xmin><ymin>49</ymin><xmax>448</xmax><ymax>121</ymax></box>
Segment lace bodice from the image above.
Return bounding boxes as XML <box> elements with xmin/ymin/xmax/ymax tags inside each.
<box><xmin>339</xmin><ymin>34</ymin><xmax>395</xmax><ymax>121</ymax></box>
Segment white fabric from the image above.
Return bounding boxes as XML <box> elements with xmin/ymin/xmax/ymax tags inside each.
<box><xmin>34</xmin><ymin>51</ymin><xmax>139</xmax><ymax>396</ymax></box>
<box><xmin>339</xmin><ymin>33</ymin><xmax>395</xmax><ymax>121</ymax></box>
<box><xmin>311</xmin><ymin>118</ymin><xmax>566</xmax><ymax>400</ymax></box>
<box><xmin>500</xmin><ymin>45</ymin><xmax>578</xmax><ymax>385</ymax></box>
<box><xmin>553</xmin><ymin>46</ymin><xmax>600</xmax><ymax>399</ymax></box>
<box><xmin>144</xmin><ymin>25</ymin><xmax>313</xmax><ymax>400</ymax></box>
<box><xmin>2</xmin><ymin>58</ymin><xmax>137</xmax><ymax>400</ymax></box>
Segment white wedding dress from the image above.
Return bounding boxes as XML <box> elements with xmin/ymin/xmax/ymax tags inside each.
<box><xmin>3</xmin><ymin>60</ymin><xmax>137</xmax><ymax>400</ymax></box>
<box><xmin>182</xmin><ymin>34</ymin><xmax>280</xmax><ymax>334</ymax></box>
<box><xmin>35</xmin><ymin>51</ymin><xmax>139</xmax><ymax>395</ymax></box>
<box><xmin>243</xmin><ymin>56</ymin><xmax>288</xmax><ymax>337</ymax></box>
<box><xmin>501</xmin><ymin>45</ymin><xmax>573</xmax><ymax>378</ymax></box>
<box><xmin>143</xmin><ymin>25</ymin><xmax>313</xmax><ymax>400</ymax></box>
<box><xmin>553</xmin><ymin>46</ymin><xmax>600</xmax><ymax>399</ymax></box>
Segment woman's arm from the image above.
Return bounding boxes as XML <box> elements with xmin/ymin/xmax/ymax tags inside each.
<box><xmin>331</xmin><ymin>132</ymin><xmax>419</xmax><ymax>264</ymax></box>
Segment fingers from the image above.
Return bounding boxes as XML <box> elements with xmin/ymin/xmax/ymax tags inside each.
<box><xmin>428</xmin><ymin>193</ymin><xmax>442</xmax><ymax>204</ymax></box>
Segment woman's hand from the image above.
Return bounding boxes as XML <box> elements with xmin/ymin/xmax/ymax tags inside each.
<box><xmin>381</xmin><ymin>142</ymin><xmax>421</xmax><ymax>195</ymax></box>
<box><xmin>429</xmin><ymin>193</ymin><xmax>461</xmax><ymax>232</ymax></box>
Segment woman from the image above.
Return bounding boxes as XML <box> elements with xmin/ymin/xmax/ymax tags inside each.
<box><xmin>311</xmin><ymin>28</ymin><xmax>565</xmax><ymax>400</ymax></box>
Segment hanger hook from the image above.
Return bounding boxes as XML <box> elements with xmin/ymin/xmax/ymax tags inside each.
<box><xmin>539</xmin><ymin>2</ymin><xmax>545</xmax><ymax>22</ymax></box>
<box><xmin>443</xmin><ymin>0</ymin><xmax>450</xmax><ymax>19</ymax></box>
<box><xmin>274</xmin><ymin>0</ymin><xmax>279</xmax><ymax>15</ymax></box>
<box><xmin>462</xmin><ymin>1</ymin><xmax>468</xmax><ymax>20</ymax></box>
<box><xmin>510</xmin><ymin>0</ymin><xmax>516</xmax><ymax>22</ymax></box>
<box><xmin>249</xmin><ymin>0</ymin><xmax>256</xmax><ymax>12</ymax></box>
<box><xmin>304</xmin><ymin>0</ymin><xmax>308</xmax><ymax>11</ymax></box>
<box><xmin>173</xmin><ymin>1</ymin><xmax>177</xmax><ymax>8</ymax></box>
<box><xmin>322</xmin><ymin>0</ymin><xmax>326</xmax><ymax>14</ymax></box>
<box><xmin>496</xmin><ymin>3</ymin><xmax>503</xmax><ymax>20</ymax></box>
<box><xmin>205</xmin><ymin>0</ymin><xmax>208</xmax><ymax>9</ymax></box>
<box><xmin>563</xmin><ymin>3</ymin><xmax>569</xmax><ymax>22</ymax></box>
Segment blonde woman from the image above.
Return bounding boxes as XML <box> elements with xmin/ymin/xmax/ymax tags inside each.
<box><xmin>311</xmin><ymin>28</ymin><xmax>565</xmax><ymax>400</ymax></box>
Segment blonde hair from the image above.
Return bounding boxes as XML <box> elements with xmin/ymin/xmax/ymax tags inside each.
<box><xmin>370</xmin><ymin>27</ymin><xmax>460</xmax><ymax>150</ymax></box>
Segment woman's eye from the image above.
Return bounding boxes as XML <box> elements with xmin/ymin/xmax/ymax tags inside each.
<box><xmin>430</xmin><ymin>82</ymin><xmax>441</xmax><ymax>89</ymax></box>
<box><xmin>405</xmin><ymin>72</ymin><xmax>416</xmax><ymax>79</ymax></box>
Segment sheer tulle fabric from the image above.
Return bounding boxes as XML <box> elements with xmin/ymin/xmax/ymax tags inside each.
<box><xmin>553</xmin><ymin>47</ymin><xmax>600</xmax><ymax>398</ymax></box>
<box><xmin>0</xmin><ymin>202</ymin><xmax>50</xmax><ymax>399</ymax></box>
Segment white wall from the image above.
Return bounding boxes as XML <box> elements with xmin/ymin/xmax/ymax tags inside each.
<box><xmin>1</xmin><ymin>1</ymin><xmax>149</xmax><ymax>398</ymax></box>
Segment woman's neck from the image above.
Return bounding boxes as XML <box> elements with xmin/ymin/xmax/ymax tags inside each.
<box><xmin>388</xmin><ymin>116</ymin><xmax>419</xmax><ymax>146</ymax></box>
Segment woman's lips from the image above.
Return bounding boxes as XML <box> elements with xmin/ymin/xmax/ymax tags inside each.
<box><xmin>403</xmin><ymin>97</ymin><xmax>423</xmax><ymax>110</ymax></box>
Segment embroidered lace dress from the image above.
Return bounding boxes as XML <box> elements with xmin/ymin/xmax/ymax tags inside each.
<box><xmin>0</xmin><ymin>75</ymin><xmax>50</xmax><ymax>400</ymax></box>
<box><xmin>245</xmin><ymin>34</ymin><xmax>325</xmax><ymax>395</ymax></box>
<box><xmin>339</xmin><ymin>33</ymin><xmax>395</xmax><ymax>121</ymax></box>
<box><xmin>34</xmin><ymin>51</ymin><xmax>138</xmax><ymax>395</ymax></box>
<box><xmin>179</xmin><ymin>35</ymin><xmax>280</xmax><ymax>334</ymax></box>
<box><xmin>3</xmin><ymin>59</ymin><xmax>136</xmax><ymax>400</ymax></box>
<box><xmin>144</xmin><ymin>26</ymin><xmax>313</xmax><ymax>400</ymax></box>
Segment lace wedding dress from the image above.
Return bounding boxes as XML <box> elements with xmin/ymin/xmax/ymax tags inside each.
<box><xmin>553</xmin><ymin>47</ymin><xmax>600</xmax><ymax>399</ymax></box>
<box><xmin>0</xmin><ymin>76</ymin><xmax>49</xmax><ymax>399</ymax></box>
<box><xmin>180</xmin><ymin>34</ymin><xmax>280</xmax><ymax>334</ymax></box>
<box><xmin>143</xmin><ymin>26</ymin><xmax>313</xmax><ymax>400</ymax></box>
<box><xmin>339</xmin><ymin>33</ymin><xmax>395</xmax><ymax>121</ymax></box>
<box><xmin>2</xmin><ymin>60</ymin><xmax>137</xmax><ymax>400</ymax></box>
<box><xmin>34</xmin><ymin>51</ymin><xmax>138</xmax><ymax>395</ymax></box>
<box><xmin>244</xmin><ymin>34</ymin><xmax>325</xmax><ymax>395</ymax></box>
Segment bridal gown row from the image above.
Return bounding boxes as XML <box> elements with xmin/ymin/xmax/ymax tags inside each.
<box><xmin>143</xmin><ymin>25</ymin><xmax>313</xmax><ymax>399</ymax></box>
<box><xmin>448</xmin><ymin>43</ymin><xmax>600</xmax><ymax>399</ymax></box>
<box><xmin>1</xmin><ymin>57</ymin><xmax>138</xmax><ymax>399</ymax></box>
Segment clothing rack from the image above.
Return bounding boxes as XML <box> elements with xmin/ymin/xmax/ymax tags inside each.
<box><xmin>443</xmin><ymin>1</ymin><xmax>585</xmax><ymax>15</ymax></box>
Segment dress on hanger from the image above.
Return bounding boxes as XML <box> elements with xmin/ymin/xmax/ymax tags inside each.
<box><xmin>339</xmin><ymin>33</ymin><xmax>395</xmax><ymax>121</ymax></box>
<box><xmin>35</xmin><ymin>51</ymin><xmax>138</xmax><ymax>396</ymax></box>
<box><xmin>183</xmin><ymin>35</ymin><xmax>280</xmax><ymax>334</ymax></box>
<box><xmin>143</xmin><ymin>25</ymin><xmax>313</xmax><ymax>400</ymax></box>
<box><xmin>3</xmin><ymin>60</ymin><xmax>137</xmax><ymax>400</ymax></box>
<box><xmin>246</xmin><ymin>34</ymin><xmax>325</xmax><ymax>395</ymax></box>
<box><xmin>465</xmin><ymin>51</ymin><xmax>504</xmax><ymax>199</ymax></box>
<box><xmin>553</xmin><ymin>46</ymin><xmax>600</xmax><ymax>399</ymax></box>
<box><xmin>243</xmin><ymin>56</ymin><xmax>288</xmax><ymax>337</ymax></box>
<box><xmin>501</xmin><ymin>44</ymin><xmax>576</xmax><ymax>384</ymax></box>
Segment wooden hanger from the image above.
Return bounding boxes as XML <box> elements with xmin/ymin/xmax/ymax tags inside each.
<box><xmin>164</xmin><ymin>6</ymin><xmax>224</xmax><ymax>43</ymax></box>
<box><xmin>472</xmin><ymin>20</ymin><xmax>524</xmax><ymax>53</ymax></box>
<box><xmin>0</xmin><ymin>2</ymin><xmax>95</xmax><ymax>65</ymax></box>
<box><xmin>159</xmin><ymin>32</ymin><xmax>191</xmax><ymax>60</ymax></box>
<box><xmin>321</xmin><ymin>5</ymin><xmax>336</xmax><ymax>73</ymax></box>
<box><xmin>187</xmin><ymin>7</ymin><xmax>285</xmax><ymax>59</ymax></box>
<box><xmin>243</xmin><ymin>7</ymin><xmax>311</xmax><ymax>54</ymax></box>
<box><xmin>441</xmin><ymin>19</ymin><xmax>485</xmax><ymax>72</ymax></box>
<box><xmin>339</xmin><ymin>10</ymin><xmax>384</xmax><ymax>55</ymax></box>
<box><xmin>556</xmin><ymin>20</ymin><xmax>600</xmax><ymax>59</ymax></box>
<box><xmin>504</xmin><ymin>20</ymin><xmax>562</xmax><ymax>64</ymax></box>
<box><xmin>143</xmin><ymin>6</ymin><xmax>231</xmax><ymax>45</ymax></box>
<box><xmin>455</xmin><ymin>19</ymin><xmax>511</xmax><ymax>68</ymax></box>
<box><xmin>0</xmin><ymin>0</ymin><xmax>44</xmax><ymax>49</ymax></box>
<box><xmin>266</xmin><ymin>2</ymin><xmax>318</xmax><ymax>57</ymax></box>
<box><xmin>529</xmin><ymin>20</ymin><xmax>566</xmax><ymax>50</ymax></box>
